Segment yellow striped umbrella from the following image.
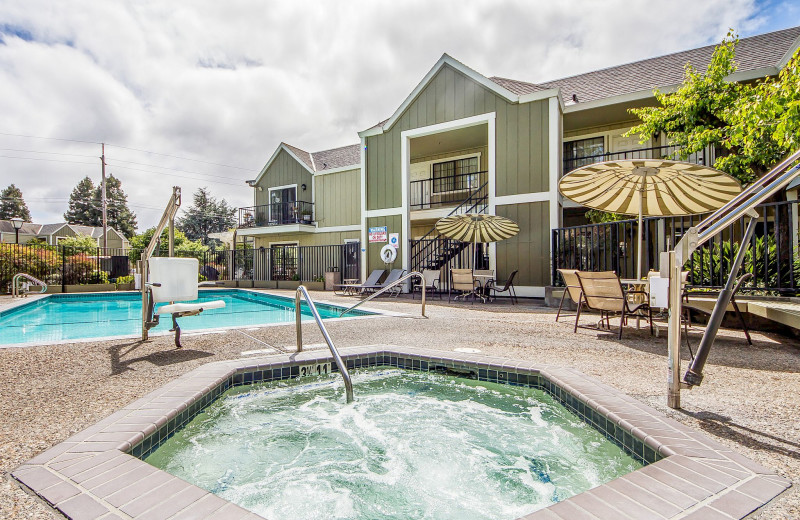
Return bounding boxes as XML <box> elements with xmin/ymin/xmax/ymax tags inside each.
<box><xmin>436</xmin><ymin>214</ymin><xmax>519</xmax><ymax>268</ymax></box>
<box><xmin>558</xmin><ymin>159</ymin><xmax>742</xmax><ymax>278</ymax></box>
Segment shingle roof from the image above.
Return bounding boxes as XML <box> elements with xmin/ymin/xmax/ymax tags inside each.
<box><xmin>496</xmin><ymin>26</ymin><xmax>800</xmax><ymax>105</ymax></box>
<box><xmin>282</xmin><ymin>142</ymin><xmax>360</xmax><ymax>172</ymax></box>
<box><xmin>0</xmin><ymin>220</ymin><xmax>41</xmax><ymax>235</ymax></box>
<box><xmin>311</xmin><ymin>144</ymin><xmax>361</xmax><ymax>171</ymax></box>
<box><xmin>38</xmin><ymin>223</ymin><xmax>67</xmax><ymax>235</ymax></box>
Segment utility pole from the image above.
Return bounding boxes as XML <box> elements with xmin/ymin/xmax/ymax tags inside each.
<box><xmin>101</xmin><ymin>143</ymin><xmax>108</xmax><ymax>251</ymax></box>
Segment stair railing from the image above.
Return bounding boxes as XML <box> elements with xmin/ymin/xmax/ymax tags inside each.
<box><xmin>11</xmin><ymin>273</ymin><xmax>47</xmax><ymax>298</ymax></box>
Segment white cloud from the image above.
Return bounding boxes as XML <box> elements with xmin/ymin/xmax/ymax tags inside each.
<box><xmin>0</xmin><ymin>0</ymin><xmax>774</xmax><ymax>227</ymax></box>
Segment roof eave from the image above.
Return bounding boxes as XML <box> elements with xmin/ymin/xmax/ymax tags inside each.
<box><xmin>253</xmin><ymin>143</ymin><xmax>315</xmax><ymax>186</ymax></box>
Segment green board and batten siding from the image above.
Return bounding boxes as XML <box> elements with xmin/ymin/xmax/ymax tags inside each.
<box><xmin>314</xmin><ymin>169</ymin><xmax>360</xmax><ymax>228</ymax></box>
<box><xmin>366</xmin><ymin>215</ymin><xmax>402</xmax><ymax>273</ymax></box>
<box><xmin>495</xmin><ymin>202</ymin><xmax>550</xmax><ymax>287</ymax></box>
<box><xmin>255</xmin><ymin>149</ymin><xmax>313</xmax><ymax>206</ymax></box>
<box><xmin>365</xmin><ymin>64</ymin><xmax>550</xmax><ymax>211</ymax></box>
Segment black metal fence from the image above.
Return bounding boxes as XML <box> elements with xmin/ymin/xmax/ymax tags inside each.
<box><xmin>552</xmin><ymin>200</ymin><xmax>800</xmax><ymax>294</ymax></box>
<box><xmin>238</xmin><ymin>201</ymin><xmax>315</xmax><ymax>228</ymax></box>
<box><xmin>410</xmin><ymin>171</ymin><xmax>488</xmax><ymax>210</ymax></box>
<box><xmin>1</xmin><ymin>242</ymin><xmax>360</xmax><ymax>293</ymax></box>
<box><xmin>563</xmin><ymin>144</ymin><xmax>710</xmax><ymax>174</ymax></box>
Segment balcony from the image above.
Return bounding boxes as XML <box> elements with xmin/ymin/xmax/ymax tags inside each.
<box><xmin>238</xmin><ymin>201</ymin><xmax>315</xmax><ymax>229</ymax></box>
<box><xmin>410</xmin><ymin>171</ymin><xmax>488</xmax><ymax>210</ymax></box>
<box><xmin>563</xmin><ymin>145</ymin><xmax>710</xmax><ymax>175</ymax></box>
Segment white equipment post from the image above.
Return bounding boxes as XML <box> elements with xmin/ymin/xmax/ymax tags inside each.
<box><xmin>141</xmin><ymin>187</ymin><xmax>182</xmax><ymax>341</ymax></box>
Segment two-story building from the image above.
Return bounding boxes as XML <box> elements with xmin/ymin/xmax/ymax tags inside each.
<box><xmin>239</xmin><ymin>26</ymin><xmax>800</xmax><ymax>296</ymax></box>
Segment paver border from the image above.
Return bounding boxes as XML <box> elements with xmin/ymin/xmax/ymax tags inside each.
<box><xmin>12</xmin><ymin>346</ymin><xmax>791</xmax><ymax>519</ymax></box>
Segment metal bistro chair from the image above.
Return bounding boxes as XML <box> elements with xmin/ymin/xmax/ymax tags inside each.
<box><xmin>574</xmin><ymin>271</ymin><xmax>653</xmax><ymax>339</ymax></box>
<box><xmin>485</xmin><ymin>270</ymin><xmax>518</xmax><ymax>304</ymax></box>
<box><xmin>413</xmin><ymin>269</ymin><xmax>442</xmax><ymax>300</ymax></box>
<box><xmin>555</xmin><ymin>268</ymin><xmax>583</xmax><ymax>322</ymax></box>
<box><xmin>449</xmin><ymin>269</ymin><xmax>478</xmax><ymax>303</ymax></box>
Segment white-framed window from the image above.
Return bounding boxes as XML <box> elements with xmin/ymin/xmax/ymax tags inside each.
<box><xmin>563</xmin><ymin>136</ymin><xmax>604</xmax><ymax>173</ymax></box>
<box><xmin>267</xmin><ymin>184</ymin><xmax>297</xmax><ymax>224</ymax></box>
<box><xmin>432</xmin><ymin>156</ymin><xmax>480</xmax><ymax>193</ymax></box>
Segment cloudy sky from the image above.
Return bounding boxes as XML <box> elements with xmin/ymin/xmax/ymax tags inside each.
<box><xmin>0</xmin><ymin>0</ymin><xmax>795</xmax><ymax>229</ymax></box>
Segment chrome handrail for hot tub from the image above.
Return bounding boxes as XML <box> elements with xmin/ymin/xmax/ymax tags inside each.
<box><xmin>295</xmin><ymin>285</ymin><xmax>354</xmax><ymax>403</ymax></box>
<box><xmin>12</xmin><ymin>273</ymin><xmax>47</xmax><ymax>298</ymax></box>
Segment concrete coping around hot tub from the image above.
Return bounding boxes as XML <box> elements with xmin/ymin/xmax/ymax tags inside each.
<box><xmin>12</xmin><ymin>346</ymin><xmax>791</xmax><ymax>520</ymax></box>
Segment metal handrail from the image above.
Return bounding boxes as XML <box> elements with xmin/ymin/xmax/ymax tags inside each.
<box><xmin>339</xmin><ymin>271</ymin><xmax>426</xmax><ymax>318</ymax></box>
<box><xmin>295</xmin><ymin>285</ymin><xmax>354</xmax><ymax>403</ymax></box>
<box><xmin>11</xmin><ymin>273</ymin><xmax>47</xmax><ymax>298</ymax></box>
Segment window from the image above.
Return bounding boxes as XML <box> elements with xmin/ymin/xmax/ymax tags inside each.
<box><xmin>268</xmin><ymin>186</ymin><xmax>297</xmax><ymax>224</ymax></box>
<box><xmin>432</xmin><ymin>157</ymin><xmax>479</xmax><ymax>193</ymax></box>
<box><xmin>563</xmin><ymin>137</ymin><xmax>604</xmax><ymax>173</ymax></box>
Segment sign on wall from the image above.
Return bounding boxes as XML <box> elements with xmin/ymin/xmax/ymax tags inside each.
<box><xmin>368</xmin><ymin>226</ymin><xmax>388</xmax><ymax>243</ymax></box>
<box><xmin>388</xmin><ymin>233</ymin><xmax>399</xmax><ymax>249</ymax></box>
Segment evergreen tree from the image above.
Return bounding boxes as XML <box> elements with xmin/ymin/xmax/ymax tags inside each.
<box><xmin>100</xmin><ymin>175</ymin><xmax>137</xmax><ymax>238</ymax></box>
<box><xmin>0</xmin><ymin>184</ymin><xmax>32</xmax><ymax>221</ymax></box>
<box><xmin>177</xmin><ymin>187</ymin><xmax>237</xmax><ymax>244</ymax></box>
<box><xmin>64</xmin><ymin>177</ymin><xmax>99</xmax><ymax>225</ymax></box>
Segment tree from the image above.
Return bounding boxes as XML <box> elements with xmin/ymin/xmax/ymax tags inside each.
<box><xmin>59</xmin><ymin>234</ymin><xmax>99</xmax><ymax>254</ymax></box>
<box><xmin>101</xmin><ymin>175</ymin><xmax>137</xmax><ymax>238</ymax></box>
<box><xmin>177</xmin><ymin>187</ymin><xmax>236</xmax><ymax>244</ymax></box>
<box><xmin>0</xmin><ymin>184</ymin><xmax>32</xmax><ymax>221</ymax></box>
<box><xmin>128</xmin><ymin>227</ymin><xmax>208</xmax><ymax>262</ymax></box>
<box><xmin>626</xmin><ymin>30</ymin><xmax>800</xmax><ymax>184</ymax></box>
<box><xmin>64</xmin><ymin>177</ymin><xmax>99</xmax><ymax>225</ymax></box>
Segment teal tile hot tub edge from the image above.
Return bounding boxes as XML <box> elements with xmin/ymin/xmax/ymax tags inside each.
<box><xmin>12</xmin><ymin>346</ymin><xmax>791</xmax><ymax>520</ymax></box>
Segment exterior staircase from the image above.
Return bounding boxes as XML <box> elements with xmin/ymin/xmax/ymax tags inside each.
<box><xmin>409</xmin><ymin>181</ymin><xmax>488</xmax><ymax>274</ymax></box>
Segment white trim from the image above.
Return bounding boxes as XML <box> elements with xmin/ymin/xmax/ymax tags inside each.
<box><xmin>236</xmin><ymin>224</ymin><xmax>315</xmax><ymax>237</ymax></box>
<box><xmin>268</xmin><ymin>183</ymin><xmax>298</xmax><ymax>192</ymax></box>
<box><xmin>364</xmin><ymin>207</ymin><xmax>404</xmax><ymax>218</ymax></box>
<box><xmin>727</xmin><ymin>66</ymin><xmax>779</xmax><ymax>83</ymax></box>
<box><xmin>779</xmin><ymin>33</ymin><xmax>800</xmax><ymax>69</ymax></box>
<box><xmin>410</xmin><ymin>207</ymin><xmax>456</xmax><ymax>221</ymax></box>
<box><xmin>315</xmin><ymin>224</ymin><xmax>361</xmax><ymax>233</ymax></box>
<box><xmin>548</xmin><ymin>96</ymin><xmax>561</xmax><ymax>233</ymax></box>
<box><xmin>512</xmin><ymin>286</ymin><xmax>546</xmax><ymax>298</ymax></box>
<box><xmin>494</xmin><ymin>192</ymin><xmax>551</xmax><ymax>206</ymax></box>
<box><xmin>253</xmin><ymin>143</ymin><xmax>315</xmax><ymax>185</ymax></box>
<box><xmin>401</xmin><ymin>132</ymin><xmax>410</xmax><ymax>275</ymax></box>
<box><xmin>267</xmin><ymin>184</ymin><xmax>298</xmax><ymax>225</ymax></box>
<box><xmin>519</xmin><ymin>87</ymin><xmax>563</xmax><ymax>109</ymax></box>
<box><xmin>313</xmin><ymin>165</ymin><xmax>360</xmax><ymax>177</ymax></box>
<box><xmin>359</xmin><ymin>137</ymin><xmax>367</xmax><ymax>281</ymax></box>
<box><xmin>344</xmin><ymin>238</ymin><xmax>359</xmax><ymax>244</ymax></box>
<box><xmin>359</xmin><ymin>55</ymin><xmax>513</xmax><ymax>137</ymax></box>
<box><xmin>487</xmin><ymin>115</ymin><xmax>497</xmax><ymax>274</ymax></box>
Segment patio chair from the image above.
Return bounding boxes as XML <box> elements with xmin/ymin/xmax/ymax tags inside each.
<box><xmin>574</xmin><ymin>271</ymin><xmax>652</xmax><ymax>339</ymax></box>
<box><xmin>333</xmin><ymin>269</ymin><xmax>385</xmax><ymax>295</ymax></box>
<box><xmin>365</xmin><ymin>268</ymin><xmax>406</xmax><ymax>296</ymax></box>
<box><xmin>485</xmin><ymin>270</ymin><xmax>518</xmax><ymax>304</ymax></box>
<box><xmin>683</xmin><ymin>272</ymin><xmax>753</xmax><ymax>352</ymax></box>
<box><xmin>555</xmin><ymin>269</ymin><xmax>583</xmax><ymax>322</ymax></box>
<box><xmin>449</xmin><ymin>269</ymin><xmax>478</xmax><ymax>303</ymax></box>
<box><xmin>413</xmin><ymin>269</ymin><xmax>442</xmax><ymax>300</ymax></box>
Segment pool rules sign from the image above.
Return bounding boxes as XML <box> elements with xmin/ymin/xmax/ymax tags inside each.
<box><xmin>369</xmin><ymin>226</ymin><xmax>388</xmax><ymax>243</ymax></box>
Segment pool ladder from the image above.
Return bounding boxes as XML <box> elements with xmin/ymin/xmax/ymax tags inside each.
<box><xmin>295</xmin><ymin>286</ymin><xmax>354</xmax><ymax>403</ymax></box>
<box><xmin>11</xmin><ymin>273</ymin><xmax>47</xmax><ymax>298</ymax></box>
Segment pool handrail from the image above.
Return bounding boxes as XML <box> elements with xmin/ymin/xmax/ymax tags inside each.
<box><xmin>295</xmin><ymin>285</ymin><xmax>354</xmax><ymax>403</ymax></box>
<box><xmin>339</xmin><ymin>271</ymin><xmax>427</xmax><ymax>318</ymax></box>
<box><xmin>11</xmin><ymin>273</ymin><xmax>47</xmax><ymax>298</ymax></box>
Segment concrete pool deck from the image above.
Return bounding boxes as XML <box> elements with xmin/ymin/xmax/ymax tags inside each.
<box><xmin>1</xmin><ymin>290</ymin><xmax>799</xmax><ymax>519</ymax></box>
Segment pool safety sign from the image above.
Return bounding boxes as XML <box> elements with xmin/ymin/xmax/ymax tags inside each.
<box><xmin>388</xmin><ymin>233</ymin><xmax>399</xmax><ymax>249</ymax></box>
<box><xmin>369</xmin><ymin>226</ymin><xmax>388</xmax><ymax>243</ymax></box>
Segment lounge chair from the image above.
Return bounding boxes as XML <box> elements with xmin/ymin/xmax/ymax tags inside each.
<box><xmin>555</xmin><ymin>269</ymin><xmax>583</xmax><ymax>322</ymax></box>
<box><xmin>486</xmin><ymin>270</ymin><xmax>518</xmax><ymax>304</ymax></box>
<box><xmin>574</xmin><ymin>271</ymin><xmax>652</xmax><ymax>339</ymax></box>
<box><xmin>365</xmin><ymin>268</ymin><xmax>406</xmax><ymax>296</ymax></box>
<box><xmin>334</xmin><ymin>269</ymin><xmax>385</xmax><ymax>295</ymax></box>
<box><xmin>449</xmin><ymin>269</ymin><xmax>478</xmax><ymax>303</ymax></box>
<box><xmin>413</xmin><ymin>269</ymin><xmax>442</xmax><ymax>300</ymax></box>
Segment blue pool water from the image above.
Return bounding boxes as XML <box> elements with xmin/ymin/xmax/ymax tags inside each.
<box><xmin>0</xmin><ymin>290</ymin><xmax>370</xmax><ymax>345</ymax></box>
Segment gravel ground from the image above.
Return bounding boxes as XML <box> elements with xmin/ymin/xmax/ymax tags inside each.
<box><xmin>1</xmin><ymin>290</ymin><xmax>799</xmax><ymax>519</ymax></box>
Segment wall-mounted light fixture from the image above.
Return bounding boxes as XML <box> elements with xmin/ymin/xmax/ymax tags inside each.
<box><xmin>301</xmin><ymin>184</ymin><xmax>307</xmax><ymax>191</ymax></box>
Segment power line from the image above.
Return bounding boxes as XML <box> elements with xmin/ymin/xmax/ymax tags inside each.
<box><xmin>0</xmin><ymin>155</ymin><xmax>96</xmax><ymax>165</ymax></box>
<box><xmin>0</xmin><ymin>132</ymin><xmax>100</xmax><ymax>145</ymax></box>
<box><xmin>107</xmin><ymin>164</ymin><xmax>244</xmax><ymax>186</ymax></box>
<box><xmin>106</xmin><ymin>143</ymin><xmax>251</xmax><ymax>171</ymax></box>
<box><xmin>106</xmin><ymin>160</ymin><xmax>242</xmax><ymax>181</ymax></box>
<box><xmin>0</xmin><ymin>148</ymin><xmax>98</xmax><ymax>159</ymax></box>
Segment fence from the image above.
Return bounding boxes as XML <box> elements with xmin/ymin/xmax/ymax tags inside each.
<box><xmin>1</xmin><ymin>242</ymin><xmax>360</xmax><ymax>293</ymax></box>
<box><xmin>552</xmin><ymin>199</ymin><xmax>800</xmax><ymax>294</ymax></box>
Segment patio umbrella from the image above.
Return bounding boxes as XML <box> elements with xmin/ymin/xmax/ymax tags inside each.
<box><xmin>435</xmin><ymin>213</ymin><xmax>519</xmax><ymax>268</ymax></box>
<box><xmin>558</xmin><ymin>160</ymin><xmax>742</xmax><ymax>279</ymax></box>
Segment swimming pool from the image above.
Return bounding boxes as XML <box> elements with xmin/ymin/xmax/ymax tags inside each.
<box><xmin>146</xmin><ymin>368</ymin><xmax>641</xmax><ymax>520</ymax></box>
<box><xmin>0</xmin><ymin>290</ymin><xmax>372</xmax><ymax>346</ymax></box>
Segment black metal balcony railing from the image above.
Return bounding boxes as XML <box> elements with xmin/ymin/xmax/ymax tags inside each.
<box><xmin>563</xmin><ymin>145</ymin><xmax>709</xmax><ymax>174</ymax></box>
<box><xmin>410</xmin><ymin>171</ymin><xmax>488</xmax><ymax>210</ymax></box>
<box><xmin>552</xmin><ymin>199</ymin><xmax>800</xmax><ymax>295</ymax></box>
<box><xmin>238</xmin><ymin>201</ymin><xmax>315</xmax><ymax>228</ymax></box>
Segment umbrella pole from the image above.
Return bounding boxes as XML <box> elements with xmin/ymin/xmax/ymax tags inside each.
<box><xmin>637</xmin><ymin>186</ymin><xmax>644</xmax><ymax>280</ymax></box>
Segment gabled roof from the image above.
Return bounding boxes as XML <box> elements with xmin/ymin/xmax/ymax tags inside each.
<box><xmin>498</xmin><ymin>26</ymin><xmax>800</xmax><ymax>107</ymax></box>
<box><xmin>253</xmin><ymin>142</ymin><xmax>361</xmax><ymax>185</ymax></box>
<box><xmin>0</xmin><ymin>220</ymin><xmax>41</xmax><ymax>235</ymax></box>
<box><xmin>38</xmin><ymin>223</ymin><xmax>68</xmax><ymax>235</ymax></box>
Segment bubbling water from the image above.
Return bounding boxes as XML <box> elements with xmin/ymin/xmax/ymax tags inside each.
<box><xmin>146</xmin><ymin>369</ymin><xmax>641</xmax><ymax>520</ymax></box>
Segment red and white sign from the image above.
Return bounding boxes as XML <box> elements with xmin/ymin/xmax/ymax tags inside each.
<box><xmin>369</xmin><ymin>226</ymin><xmax>388</xmax><ymax>243</ymax></box>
